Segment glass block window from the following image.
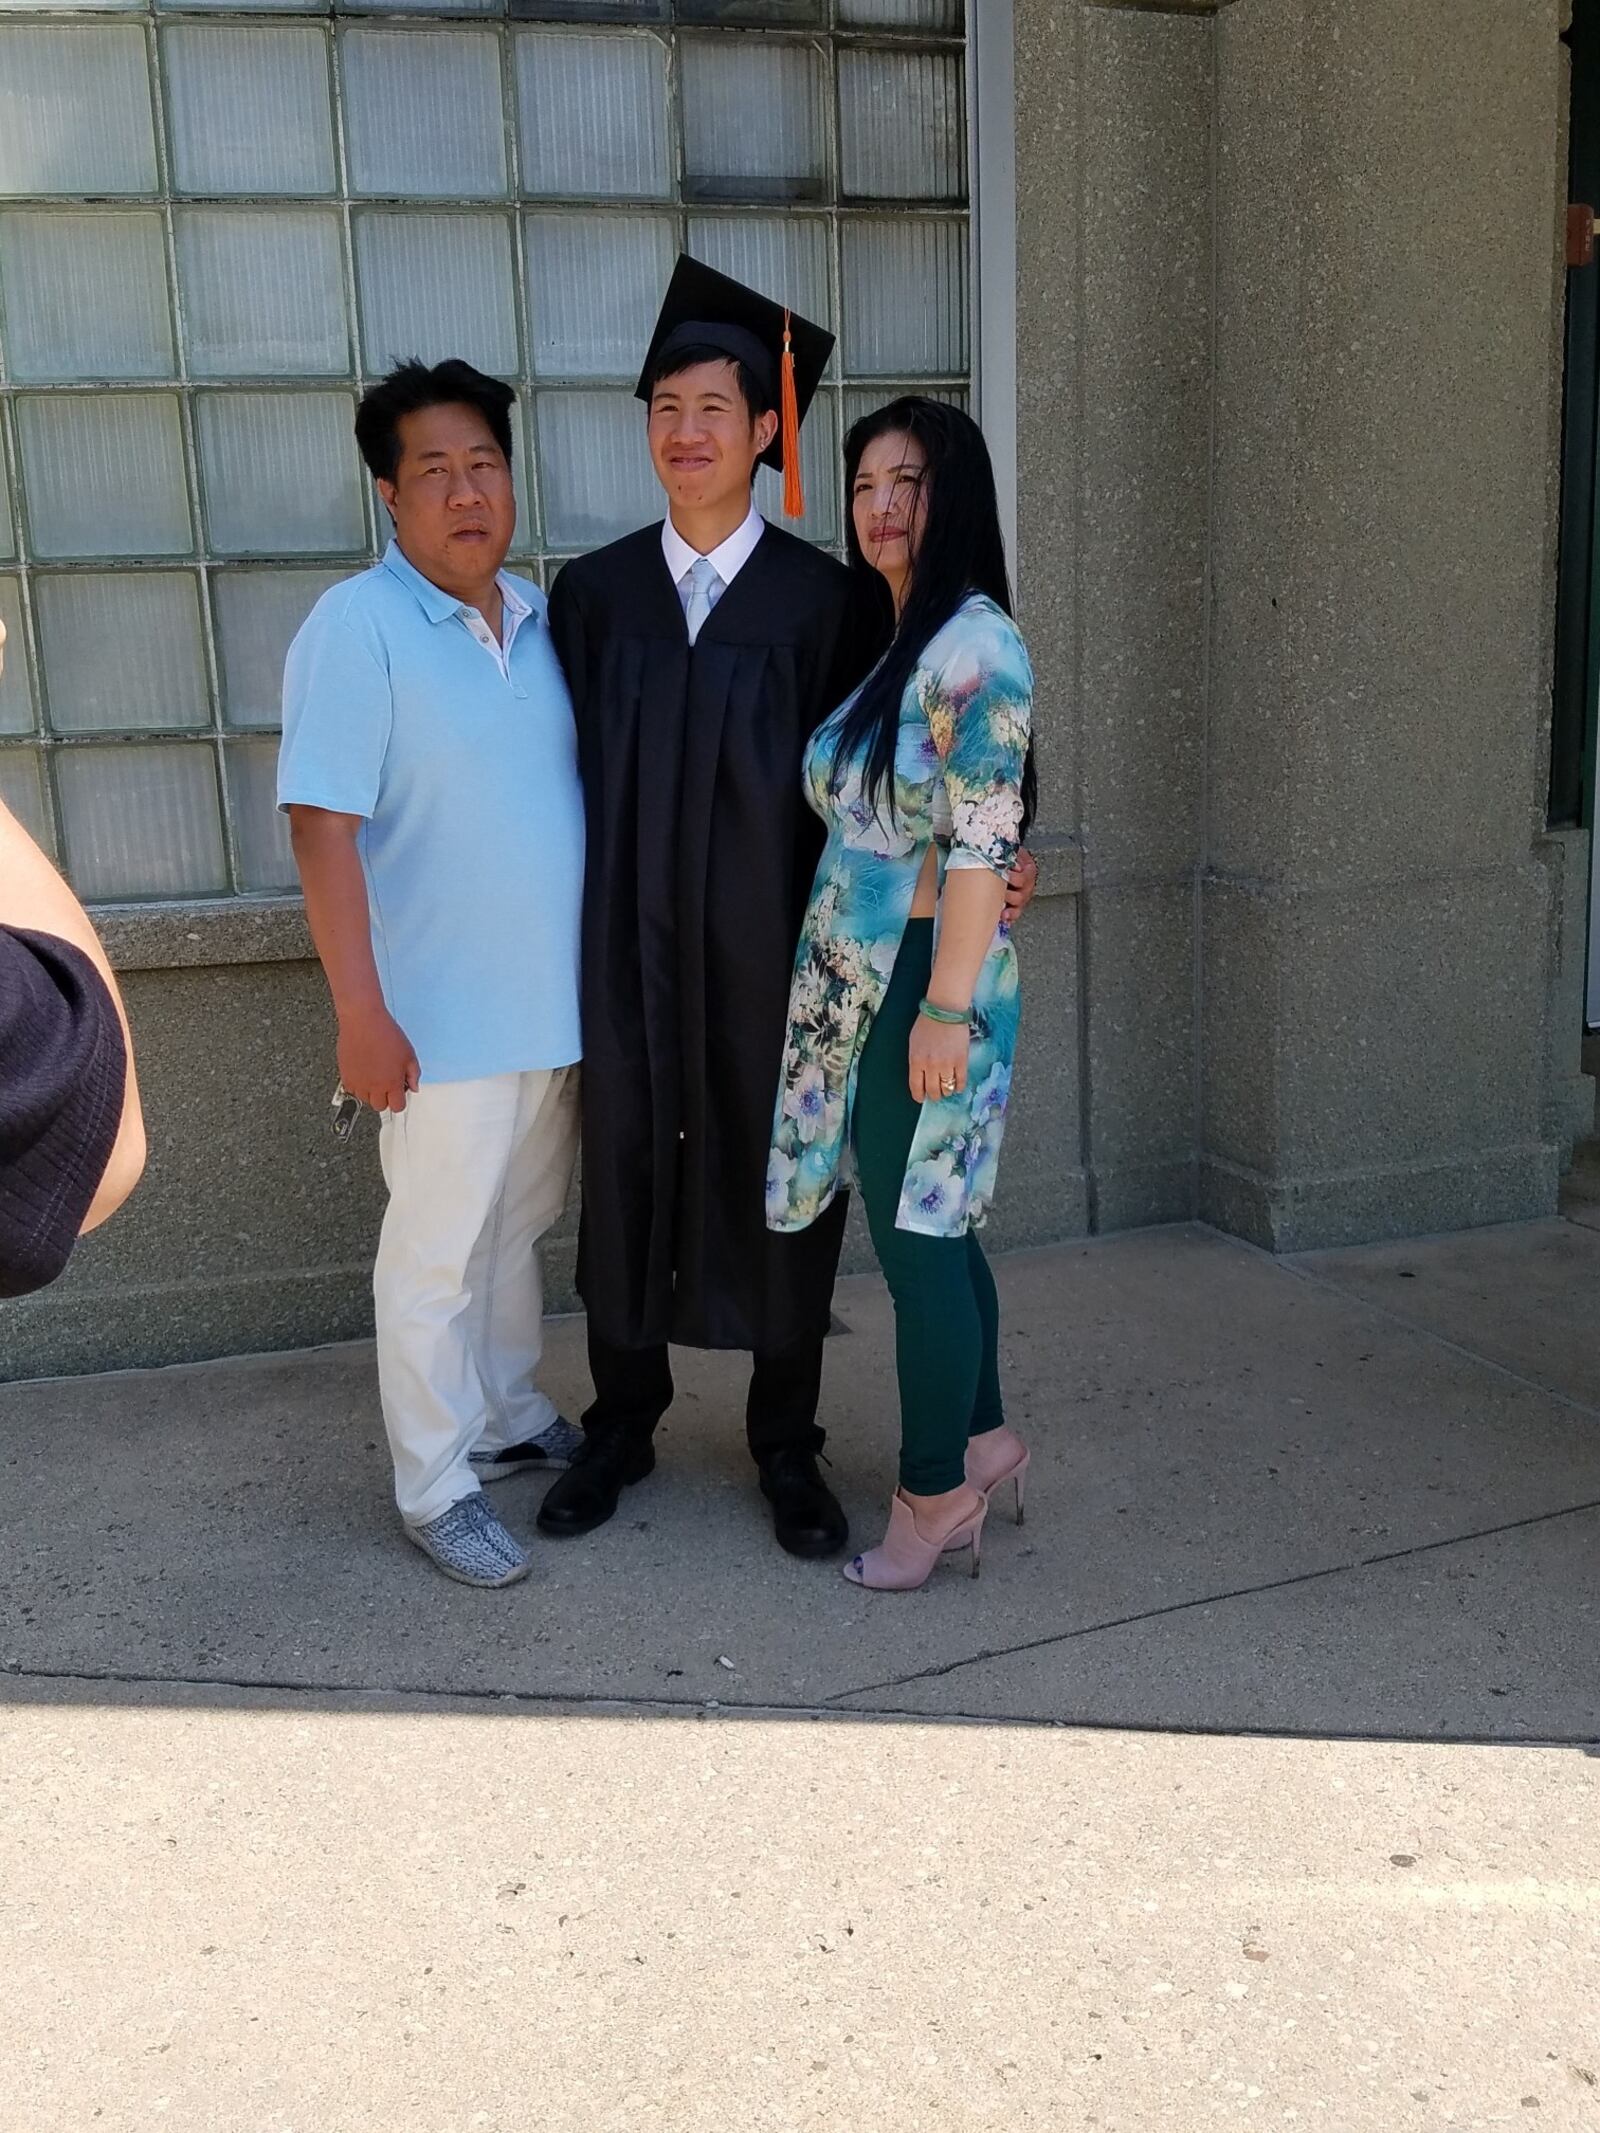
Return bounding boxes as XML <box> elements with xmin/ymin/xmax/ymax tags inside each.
<box><xmin>0</xmin><ymin>2</ymin><xmax>969</xmax><ymax>903</ymax></box>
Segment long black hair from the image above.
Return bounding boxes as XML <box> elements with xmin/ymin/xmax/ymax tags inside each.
<box><xmin>834</xmin><ymin>395</ymin><xmax>1036</xmax><ymax>837</ymax></box>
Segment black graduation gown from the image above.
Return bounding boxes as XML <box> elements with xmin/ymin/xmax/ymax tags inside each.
<box><xmin>549</xmin><ymin>522</ymin><xmax>883</xmax><ymax>1354</ymax></box>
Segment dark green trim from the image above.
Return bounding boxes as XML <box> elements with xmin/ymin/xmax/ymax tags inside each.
<box><xmin>1554</xmin><ymin>1</ymin><xmax>1600</xmax><ymax>828</ymax></box>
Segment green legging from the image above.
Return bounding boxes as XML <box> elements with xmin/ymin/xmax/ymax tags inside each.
<box><xmin>853</xmin><ymin>919</ymin><xmax>1005</xmax><ymax>1496</ymax></box>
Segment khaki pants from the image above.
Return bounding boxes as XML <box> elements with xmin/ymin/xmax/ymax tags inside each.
<box><xmin>374</xmin><ymin>1066</ymin><xmax>578</xmax><ymax>1526</ymax></box>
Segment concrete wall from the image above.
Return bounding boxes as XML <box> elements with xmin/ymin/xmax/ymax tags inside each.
<box><xmin>1202</xmin><ymin>0</ymin><xmax>1570</xmax><ymax>1247</ymax></box>
<box><xmin>1011</xmin><ymin>0</ymin><xmax>1577</xmax><ymax>1256</ymax></box>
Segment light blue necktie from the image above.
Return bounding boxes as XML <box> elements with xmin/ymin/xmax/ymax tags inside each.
<box><xmin>683</xmin><ymin>555</ymin><xmax>721</xmax><ymax>646</ymax></box>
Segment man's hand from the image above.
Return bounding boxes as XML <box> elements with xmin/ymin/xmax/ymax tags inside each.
<box><xmin>337</xmin><ymin>1003</ymin><xmax>420</xmax><ymax>1115</ymax></box>
<box><xmin>287</xmin><ymin>807</ymin><xmax>418</xmax><ymax>1112</ymax></box>
<box><xmin>1003</xmin><ymin>847</ymin><xmax>1039</xmax><ymax>922</ymax></box>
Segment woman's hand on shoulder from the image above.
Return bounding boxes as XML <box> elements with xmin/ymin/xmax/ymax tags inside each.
<box><xmin>1004</xmin><ymin>847</ymin><xmax>1038</xmax><ymax>921</ymax></box>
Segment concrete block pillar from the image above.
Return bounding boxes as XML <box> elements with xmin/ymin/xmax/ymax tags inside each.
<box><xmin>1009</xmin><ymin>0</ymin><xmax>1215</xmax><ymax>1242</ymax></box>
<box><xmin>1201</xmin><ymin>0</ymin><xmax>1569</xmax><ymax>1247</ymax></box>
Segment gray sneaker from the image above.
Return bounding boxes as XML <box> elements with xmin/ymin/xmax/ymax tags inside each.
<box><xmin>469</xmin><ymin>1416</ymin><xmax>585</xmax><ymax>1481</ymax></box>
<box><xmin>406</xmin><ymin>1494</ymin><xmax>530</xmax><ymax>1587</ymax></box>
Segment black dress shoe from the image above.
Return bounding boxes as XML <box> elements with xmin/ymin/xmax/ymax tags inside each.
<box><xmin>757</xmin><ymin>1448</ymin><xmax>849</xmax><ymax>1560</ymax></box>
<box><xmin>536</xmin><ymin>1428</ymin><xmax>655</xmax><ymax>1538</ymax></box>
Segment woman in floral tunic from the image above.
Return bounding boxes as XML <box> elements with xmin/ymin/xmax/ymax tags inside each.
<box><xmin>768</xmin><ymin>398</ymin><xmax>1035</xmax><ymax>1592</ymax></box>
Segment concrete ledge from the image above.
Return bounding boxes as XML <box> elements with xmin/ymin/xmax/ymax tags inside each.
<box><xmin>88</xmin><ymin>837</ymin><xmax>1081</xmax><ymax>979</ymax></box>
<box><xmin>1554</xmin><ymin>1074</ymin><xmax>1597</xmax><ymax>1164</ymax></box>
<box><xmin>0</xmin><ymin>1230</ymin><xmax>582</xmax><ymax>1382</ymax></box>
<box><xmin>94</xmin><ymin>898</ymin><xmax>311</xmax><ymax>974</ymax></box>
<box><xmin>981</xmin><ymin>1167</ymin><xmax>1093</xmax><ymax>1250</ymax></box>
<box><xmin>1091</xmin><ymin>1155</ymin><xmax>1199</xmax><ymax>1231</ymax></box>
<box><xmin>1024</xmin><ymin>832</ymin><xmax>1084</xmax><ymax>901</ymax></box>
<box><xmin>1199</xmin><ymin>1144</ymin><xmax>1562</xmax><ymax>1255</ymax></box>
<box><xmin>0</xmin><ymin>1265</ymin><xmax>376</xmax><ymax>1383</ymax></box>
<box><xmin>1086</xmin><ymin>0</ymin><xmax>1236</xmax><ymax>12</ymax></box>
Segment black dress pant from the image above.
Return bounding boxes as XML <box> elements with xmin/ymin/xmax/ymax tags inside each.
<box><xmin>584</xmin><ymin>1324</ymin><xmax>826</xmax><ymax>1465</ymax></box>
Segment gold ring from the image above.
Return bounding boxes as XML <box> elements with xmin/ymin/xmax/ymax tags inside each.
<box><xmin>940</xmin><ymin>1077</ymin><xmax>957</xmax><ymax>1095</ymax></box>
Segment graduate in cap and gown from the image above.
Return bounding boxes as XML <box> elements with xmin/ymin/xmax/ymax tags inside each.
<box><xmin>535</xmin><ymin>258</ymin><xmax>885</xmax><ymax>1559</ymax></box>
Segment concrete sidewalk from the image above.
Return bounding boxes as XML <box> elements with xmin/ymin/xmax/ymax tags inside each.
<box><xmin>3</xmin><ymin>1219</ymin><xmax>1599</xmax><ymax>2128</ymax></box>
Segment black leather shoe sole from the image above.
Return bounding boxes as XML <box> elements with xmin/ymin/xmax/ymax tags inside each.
<box><xmin>536</xmin><ymin>1441</ymin><xmax>655</xmax><ymax>1538</ymax></box>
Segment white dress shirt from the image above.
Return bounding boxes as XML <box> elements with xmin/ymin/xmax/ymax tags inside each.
<box><xmin>661</xmin><ymin>505</ymin><xmax>767</xmax><ymax>644</ymax></box>
<box><xmin>457</xmin><ymin>573</ymin><xmax>533</xmax><ymax>682</ymax></box>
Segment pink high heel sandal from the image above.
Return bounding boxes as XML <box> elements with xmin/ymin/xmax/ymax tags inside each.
<box><xmin>964</xmin><ymin>1428</ymin><xmax>1030</xmax><ymax>1527</ymax></box>
<box><xmin>843</xmin><ymin>1487</ymin><xmax>987</xmax><ymax>1591</ymax></box>
<box><xmin>943</xmin><ymin>1432</ymin><xmax>1029</xmax><ymax>1551</ymax></box>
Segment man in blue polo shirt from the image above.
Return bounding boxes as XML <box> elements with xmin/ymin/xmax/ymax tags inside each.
<box><xmin>278</xmin><ymin>359</ymin><xmax>583</xmax><ymax>1589</ymax></box>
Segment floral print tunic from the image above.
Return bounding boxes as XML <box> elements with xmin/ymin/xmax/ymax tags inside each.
<box><xmin>767</xmin><ymin>594</ymin><xmax>1034</xmax><ymax>1240</ymax></box>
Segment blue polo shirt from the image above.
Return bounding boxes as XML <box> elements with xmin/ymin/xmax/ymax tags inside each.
<box><xmin>278</xmin><ymin>541</ymin><xmax>583</xmax><ymax>1084</ymax></box>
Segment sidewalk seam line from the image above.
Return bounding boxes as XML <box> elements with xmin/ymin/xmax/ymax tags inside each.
<box><xmin>823</xmin><ymin>1493</ymin><xmax>1600</xmax><ymax>1705</ymax></box>
<box><xmin>1254</xmin><ymin>1242</ymin><xmax>1600</xmax><ymax>1426</ymax></box>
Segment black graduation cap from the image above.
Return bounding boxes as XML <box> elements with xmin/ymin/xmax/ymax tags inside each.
<box><xmin>635</xmin><ymin>254</ymin><xmax>834</xmax><ymax>518</ymax></box>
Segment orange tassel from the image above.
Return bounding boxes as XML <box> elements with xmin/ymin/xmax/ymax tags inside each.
<box><xmin>781</xmin><ymin>309</ymin><xmax>804</xmax><ymax>520</ymax></box>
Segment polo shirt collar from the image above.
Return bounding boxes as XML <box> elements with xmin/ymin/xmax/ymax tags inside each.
<box><xmin>382</xmin><ymin>539</ymin><xmax>528</xmax><ymax>629</ymax></box>
<box><xmin>382</xmin><ymin>540</ymin><xmax>461</xmax><ymax>624</ymax></box>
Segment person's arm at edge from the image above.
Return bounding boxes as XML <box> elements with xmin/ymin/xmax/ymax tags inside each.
<box><xmin>0</xmin><ymin>801</ymin><xmax>146</xmax><ymax>1232</ymax></box>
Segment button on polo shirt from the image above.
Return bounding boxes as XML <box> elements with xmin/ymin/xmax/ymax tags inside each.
<box><xmin>459</xmin><ymin>576</ymin><xmax>530</xmax><ymax>680</ymax></box>
<box><xmin>278</xmin><ymin>541</ymin><xmax>583</xmax><ymax>1085</ymax></box>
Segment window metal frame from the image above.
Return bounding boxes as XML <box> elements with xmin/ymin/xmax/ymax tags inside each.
<box><xmin>967</xmin><ymin>0</ymin><xmax>1014</xmax><ymax>572</ymax></box>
